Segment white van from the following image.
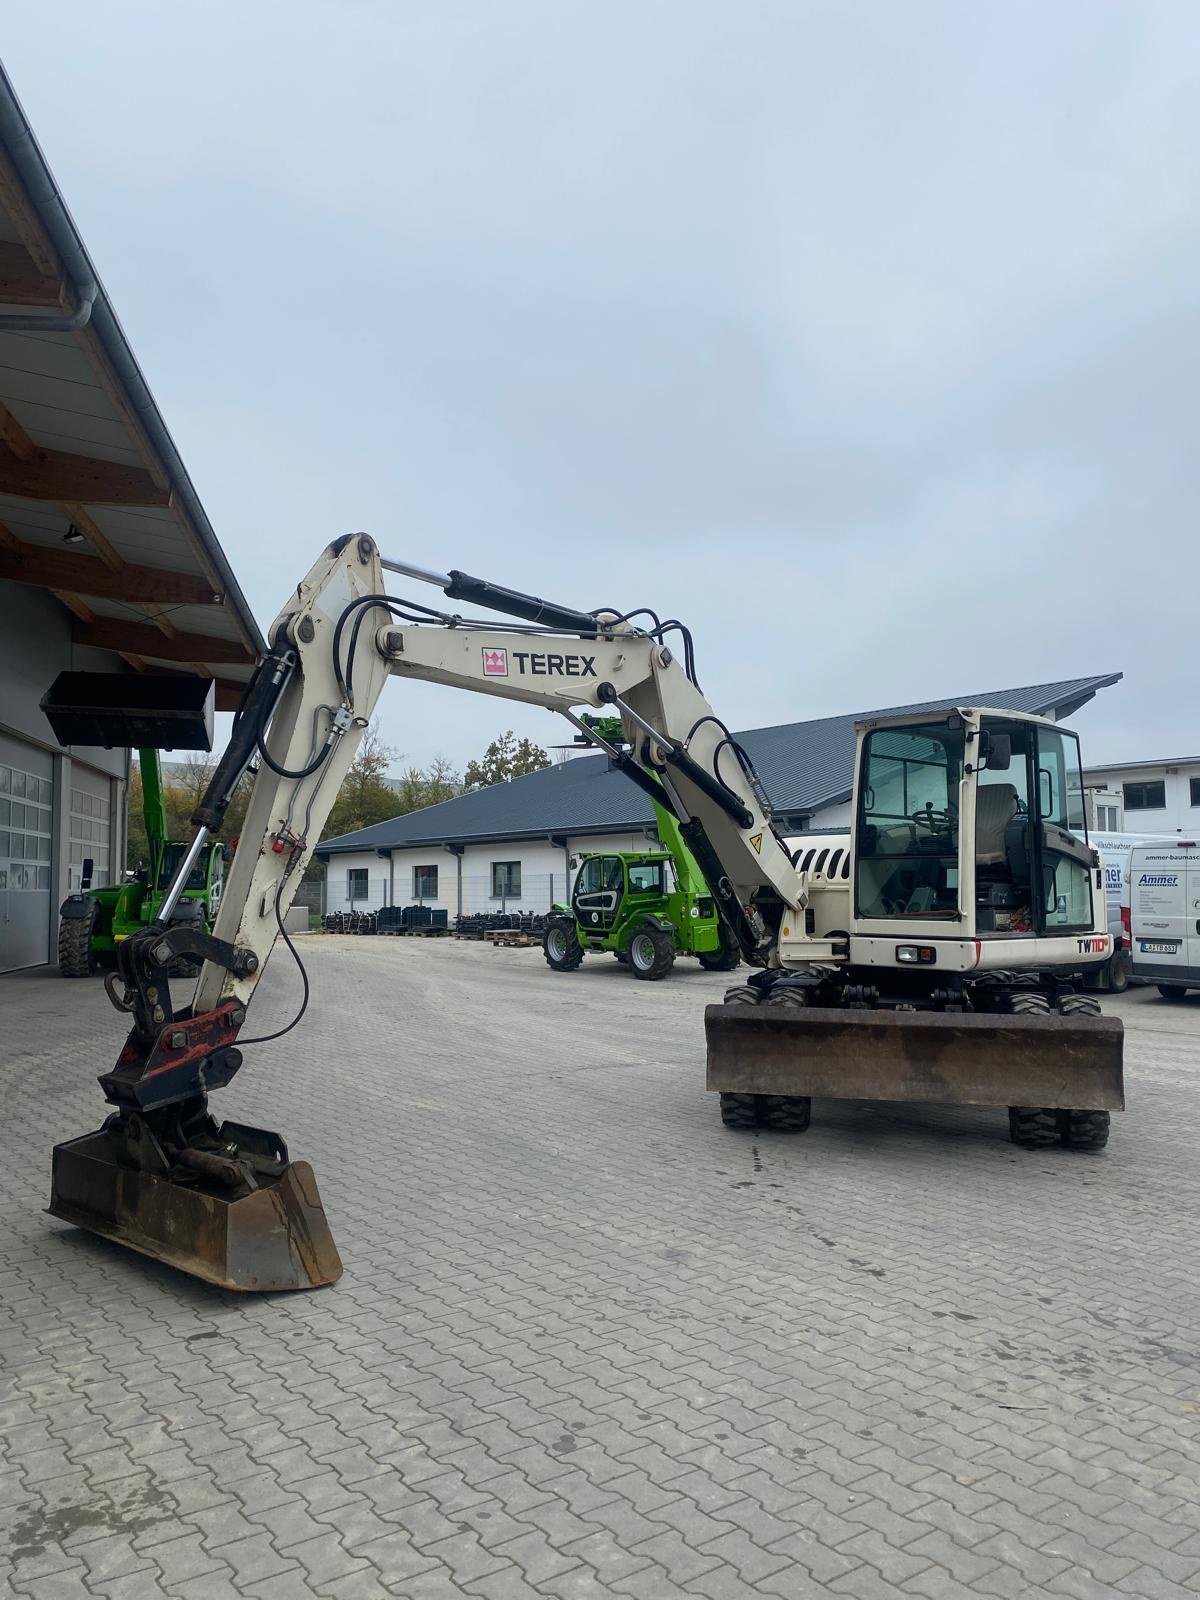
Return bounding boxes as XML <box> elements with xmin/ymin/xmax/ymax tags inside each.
<box><xmin>1088</xmin><ymin>832</ymin><xmax>1173</xmax><ymax>991</ymax></box>
<box><xmin>1127</xmin><ymin>840</ymin><xmax>1200</xmax><ymax>997</ymax></box>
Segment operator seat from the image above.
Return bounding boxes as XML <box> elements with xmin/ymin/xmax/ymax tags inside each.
<box><xmin>975</xmin><ymin>783</ymin><xmax>1020</xmax><ymax>866</ymax></box>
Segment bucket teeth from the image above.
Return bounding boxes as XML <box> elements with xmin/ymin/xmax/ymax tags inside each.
<box><xmin>48</xmin><ymin>1124</ymin><xmax>342</xmax><ymax>1292</ymax></box>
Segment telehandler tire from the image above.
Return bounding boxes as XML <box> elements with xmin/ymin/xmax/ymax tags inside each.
<box><xmin>628</xmin><ymin>925</ymin><xmax>675</xmax><ymax>981</ymax></box>
<box><xmin>543</xmin><ymin>923</ymin><xmax>584</xmax><ymax>972</ymax></box>
<box><xmin>698</xmin><ymin>927</ymin><xmax>741</xmax><ymax>973</ymax></box>
<box><xmin>1058</xmin><ymin>1110</ymin><xmax>1110</xmax><ymax>1151</ymax></box>
<box><xmin>58</xmin><ymin>902</ymin><xmax>98</xmax><ymax>978</ymax></box>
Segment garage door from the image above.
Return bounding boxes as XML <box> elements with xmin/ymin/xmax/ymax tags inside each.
<box><xmin>0</xmin><ymin>734</ymin><xmax>54</xmax><ymax>973</ymax></box>
<box><xmin>69</xmin><ymin>766</ymin><xmax>113</xmax><ymax>892</ymax></box>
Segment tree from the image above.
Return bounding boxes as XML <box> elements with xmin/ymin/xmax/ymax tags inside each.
<box><xmin>322</xmin><ymin>722</ymin><xmax>403</xmax><ymax>841</ymax></box>
<box><xmin>464</xmin><ymin>731</ymin><xmax>550</xmax><ymax>790</ymax></box>
<box><xmin>126</xmin><ymin>754</ymin><xmax>252</xmax><ymax>873</ymax></box>
<box><xmin>390</xmin><ymin>754</ymin><xmax>462</xmax><ymax>814</ymax></box>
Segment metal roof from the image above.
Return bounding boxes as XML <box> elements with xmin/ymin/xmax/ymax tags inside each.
<box><xmin>317</xmin><ymin>671</ymin><xmax>1123</xmax><ymax>856</ymax></box>
<box><xmin>0</xmin><ymin>62</ymin><xmax>263</xmax><ymax>711</ymax></box>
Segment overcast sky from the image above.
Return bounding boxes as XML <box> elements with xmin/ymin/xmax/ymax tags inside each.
<box><xmin>6</xmin><ymin>1</ymin><xmax>1198</xmax><ymax>772</ymax></box>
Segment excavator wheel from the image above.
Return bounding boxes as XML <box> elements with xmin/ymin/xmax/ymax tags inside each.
<box><xmin>543</xmin><ymin>923</ymin><xmax>584</xmax><ymax>972</ymax></box>
<box><xmin>1008</xmin><ymin>1107</ymin><xmax>1059</xmax><ymax>1149</ymax></box>
<box><xmin>1057</xmin><ymin>994</ymin><xmax>1102</xmax><ymax>1018</ymax></box>
<box><xmin>756</xmin><ymin>988</ymin><xmax>813</xmax><ymax>1131</ymax></box>
<box><xmin>723</xmin><ymin>983</ymin><xmax>760</xmax><ymax>1006</ymax></box>
<box><xmin>1058</xmin><ymin>1109</ymin><xmax>1110</xmax><ymax>1151</ymax></box>
<box><xmin>58</xmin><ymin>901</ymin><xmax>98</xmax><ymax>978</ymax></box>
<box><xmin>1005</xmin><ymin>993</ymin><xmax>1058</xmax><ymax>1147</ymax></box>
<box><xmin>628</xmin><ymin>925</ymin><xmax>676</xmax><ymax>981</ymax></box>
<box><xmin>719</xmin><ymin>1093</ymin><xmax>760</xmax><ymax>1130</ymax></box>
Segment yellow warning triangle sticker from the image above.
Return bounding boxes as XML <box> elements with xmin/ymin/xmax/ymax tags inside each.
<box><xmin>749</xmin><ymin>832</ymin><xmax>763</xmax><ymax>853</ymax></box>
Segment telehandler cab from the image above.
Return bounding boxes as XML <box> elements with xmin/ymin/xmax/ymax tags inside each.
<box><xmin>38</xmin><ymin>536</ymin><xmax>1123</xmax><ymax>1292</ymax></box>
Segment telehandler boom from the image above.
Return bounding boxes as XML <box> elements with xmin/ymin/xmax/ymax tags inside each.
<box><xmin>43</xmin><ymin>534</ymin><xmax>1123</xmax><ymax>1291</ymax></box>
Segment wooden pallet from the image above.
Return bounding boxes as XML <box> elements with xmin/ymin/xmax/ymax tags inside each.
<box><xmin>482</xmin><ymin>929</ymin><xmax>535</xmax><ymax>947</ymax></box>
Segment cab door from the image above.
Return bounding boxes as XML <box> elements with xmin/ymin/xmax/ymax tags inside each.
<box><xmin>572</xmin><ymin>856</ymin><xmax>624</xmax><ymax>933</ymax></box>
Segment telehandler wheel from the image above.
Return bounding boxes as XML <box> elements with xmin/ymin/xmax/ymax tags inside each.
<box><xmin>58</xmin><ymin>902</ymin><xmax>98</xmax><ymax>977</ymax></box>
<box><xmin>699</xmin><ymin>928</ymin><xmax>741</xmax><ymax>973</ymax></box>
<box><xmin>761</xmin><ymin>1095</ymin><xmax>812</xmax><ymax>1133</ymax></box>
<box><xmin>1008</xmin><ymin>1107</ymin><xmax>1058</xmax><ymax>1149</ymax></box>
<box><xmin>1058</xmin><ymin>1110</ymin><xmax>1110</xmax><ymax>1151</ymax></box>
<box><xmin>543</xmin><ymin>923</ymin><xmax>584</xmax><ymax>972</ymax></box>
<box><xmin>628</xmin><ymin>925</ymin><xmax>676</xmax><ymax>981</ymax></box>
<box><xmin>1158</xmin><ymin>984</ymin><xmax>1188</xmax><ymax>1000</ymax></box>
<box><xmin>719</xmin><ymin>1093</ymin><xmax>760</xmax><ymax>1130</ymax></box>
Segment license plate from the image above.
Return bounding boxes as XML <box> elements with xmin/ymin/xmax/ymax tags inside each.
<box><xmin>1140</xmin><ymin>941</ymin><xmax>1178</xmax><ymax>954</ymax></box>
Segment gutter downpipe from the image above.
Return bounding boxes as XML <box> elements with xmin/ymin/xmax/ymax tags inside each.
<box><xmin>0</xmin><ymin>64</ymin><xmax>266</xmax><ymax>657</ymax></box>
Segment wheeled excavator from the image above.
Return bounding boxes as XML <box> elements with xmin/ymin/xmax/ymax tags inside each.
<box><xmin>40</xmin><ymin>534</ymin><xmax>1124</xmax><ymax>1292</ymax></box>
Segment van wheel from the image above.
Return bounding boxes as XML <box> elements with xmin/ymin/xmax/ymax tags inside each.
<box><xmin>1158</xmin><ymin>984</ymin><xmax>1188</xmax><ymax>1000</ymax></box>
<box><xmin>1106</xmin><ymin>951</ymin><xmax>1131</xmax><ymax>993</ymax></box>
<box><xmin>628</xmin><ymin>925</ymin><xmax>676</xmax><ymax>980</ymax></box>
<box><xmin>1058</xmin><ymin>1110</ymin><xmax>1110</xmax><ymax>1151</ymax></box>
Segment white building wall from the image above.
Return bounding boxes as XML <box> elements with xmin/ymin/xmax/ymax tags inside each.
<box><xmin>1084</xmin><ymin>763</ymin><xmax>1200</xmax><ymax>837</ymax></box>
<box><xmin>325</xmin><ymin>830</ymin><xmax>659</xmax><ymax>916</ymax></box>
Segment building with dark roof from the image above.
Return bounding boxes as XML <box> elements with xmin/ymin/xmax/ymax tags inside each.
<box><xmin>316</xmin><ymin>672</ymin><xmax>1122</xmax><ymax>917</ymax></box>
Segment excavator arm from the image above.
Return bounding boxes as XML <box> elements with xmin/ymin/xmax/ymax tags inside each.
<box><xmin>48</xmin><ymin>532</ymin><xmax>809</xmax><ymax>1291</ymax></box>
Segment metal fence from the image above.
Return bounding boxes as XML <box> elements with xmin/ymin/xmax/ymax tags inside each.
<box><xmin>459</xmin><ymin>872</ymin><xmax>558</xmax><ymax>916</ymax></box>
<box><xmin>328</xmin><ymin>870</ymin><xmax>561</xmax><ymax>918</ymax></box>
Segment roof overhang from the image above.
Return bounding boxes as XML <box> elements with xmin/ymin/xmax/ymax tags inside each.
<box><xmin>0</xmin><ymin>65</ymin><xmax>264</xmax><ymax>713</ymax></box>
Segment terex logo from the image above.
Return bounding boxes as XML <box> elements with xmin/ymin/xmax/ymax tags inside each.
<box><xmin>482</xmin><ymin>648</ymin><xmax>508</xmax><ymax>676</ymax></box>
<box><xmin>1077</xmin><ymin>936</ymin><xmax>1108</xmax><ymax>954</ymax></box>
<box><xmin>1138</xmin><ymin>873</ymin><xmax>1178</xmax><ymax>888</ymax></box>
<box><xmin>510</xmin><ymin>651</ymin><xmax>597</xmax><ymax>679</ymax></box>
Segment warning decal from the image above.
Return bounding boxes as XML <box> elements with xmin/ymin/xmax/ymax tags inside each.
<box><xmin>749</xmin><ymin>832</ymin><xmax>763</xmax><ymax>853</ymax></box>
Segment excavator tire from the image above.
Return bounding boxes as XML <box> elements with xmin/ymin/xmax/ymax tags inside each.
<box><xmin>719</xmin><ymin>1094</ymin><xmax>760</xmax><ymax>1130</ymax></box>
<box><xmin>699</xmin><ymin>928</ymin><xmax>741</xmax><ymax>973</ymax></box>
<box><xmin>1058</xmin><ymin>1109</ymin><xmax>1110</xmax><ymax>1150</ymax></box>
<box><xmin>1006</xmin><ymin>993</ymin><xmax>1058</xmax><ymax>1147</ymax></box>
<box><xmin>723</xmin><ymin>983</ymin><xmax>760</xmax><ymax>1006</ymax></box>
<box><xmin>58</xmin><ymin>901</ymin><xmax>98</xmax><ymax>978</ymax></box>
<box><xmin>761</xmin><ymin>1095</ymin><xmax>812</xmax><ymax>1133</ymax></box>
<box><xmin>1008</xmin><ymin>1107</ymin><xmax>1059</xmax><ymax>1149</ymax></box>
<box><xmin>543</xmin><ymin>923</ymin><xmax>584</xmax><ymax>972</ymax></box>
<box><xmin>1057</xmin><ymin>994</ymin><xmax>1102</xmax><ymax>1018</ymax></box>
<box><xmin>628</xmin><ymin>925</ymin><xmax>676</xmax><ymax>981</ymax></box>
<box><xmin>757</xmin><ymin>988</ymin><xmax>813</xmax><ymax>1131</ymax></box>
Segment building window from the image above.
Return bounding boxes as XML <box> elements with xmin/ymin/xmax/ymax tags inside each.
<box><xmin>491</xmin><ymin>861</ymin><xmax>521</xmax><ymax>899</ymax></box>
<box><xmin>413</xmin><ymin>864</ymin><xmax>438</xmax><ymax>900</ymax></box>
<box><xmin>1124</xmin><ymin>781</ymin><xmax>1166</xmax><ymax>811</ymax></box>
<box><xmin>1096</xmin><ymin>802</ymin><xmax>1121</xmax><ymax>831</ymax></box>
<box><xmin>1191</xmin><ymin>778</ymin><xmax>1200</xmax><ymax>808</ymax></box>
<box><xmin>347</xmin><ymin>867</ymin><xmax>368</xmax><ymax>902</ymax></box>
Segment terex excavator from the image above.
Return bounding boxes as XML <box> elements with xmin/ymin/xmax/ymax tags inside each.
<box><xmin>43</xmin><ymin>534</ymin><xmax>1124</xmax><ymax>1292</ymax></box>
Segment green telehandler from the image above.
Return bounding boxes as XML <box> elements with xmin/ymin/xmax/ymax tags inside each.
<box><xmin>543</xmin><ymin>795</ymin><xmax>741</xmax><ymax>981</ymax></box>
<box><xmin>58</xmin><ymin>748</ymin><xmax>226</xmax><ymax>977</ymax></box>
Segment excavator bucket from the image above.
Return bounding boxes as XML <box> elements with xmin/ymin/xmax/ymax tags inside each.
<box><xmin>48</xmin><ymin>1125</ymin><xmax>342</xmax><ymax>1292</ymax></box>
<box><xmin>705</xmin><ymin>1003</ymin><xmax>1125</xmax><ymax>1112</ymax></box>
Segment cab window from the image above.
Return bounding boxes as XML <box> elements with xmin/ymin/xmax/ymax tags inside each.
<box><xmin>856</xmin><ymin>722</ymin><xmax>963</xmax><ymax>918</ymax></box>
<box><xmin>627</xmin><ymin>861</ymin><xmax>665</xmax><ymax>894</ymax></box>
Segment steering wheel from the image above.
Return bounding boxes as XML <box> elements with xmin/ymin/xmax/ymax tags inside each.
<box><xmin>910</xmin><ymin>805</ymin><xmax>953</xmax><ymax>832</ymax></box>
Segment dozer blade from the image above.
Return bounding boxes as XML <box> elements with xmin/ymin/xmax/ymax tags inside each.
<box><xmin>705</xmin><ymin>1003</ymin><xmax>1124</xmax><ymax>1111</ymax></box>
<box><xmin>48</xmin><ymin>1127</ymin><xmax>342</xmax><ymax>1292</ymax></box>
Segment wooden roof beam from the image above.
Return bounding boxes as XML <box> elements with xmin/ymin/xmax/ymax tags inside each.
<box><xmin>0</xmin><ymin>240</ymin><xmax>63</xmax><ymax>307</ymax></box>
<box><xmin>0</xmin><ymin>539</ymin><xmax>222</xmax><ymax>606</ymax></box>
<box><xmin>71</xmin><ymin>616</ymin><xmax>254</xmax><ymax>665</ymax></box>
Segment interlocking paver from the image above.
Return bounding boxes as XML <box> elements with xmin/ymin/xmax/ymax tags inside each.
<box><xmin>2</xmin><ymin>948</ymin><xmax>1199</xmax><ymax>1600</ymax></box>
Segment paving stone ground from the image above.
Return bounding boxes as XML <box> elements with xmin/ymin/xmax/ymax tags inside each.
<box><xmin>2</xmin><ymin>937</ymin><xmax>1199</xmax><ymax>1599</ymax></box>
